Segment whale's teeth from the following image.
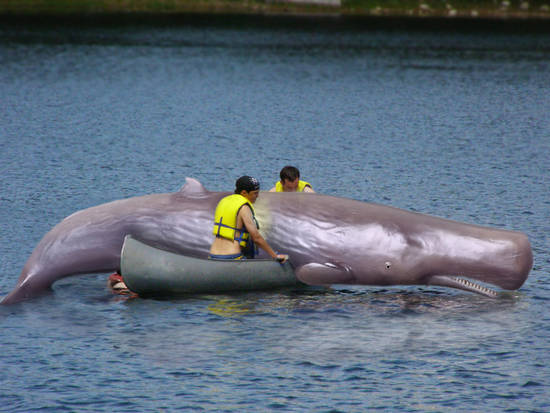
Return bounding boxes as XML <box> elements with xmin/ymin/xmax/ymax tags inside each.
<box><xmin>453</xmin><ymin>277</ymin><xmax>498</xmax><ymax>297</ymax></box>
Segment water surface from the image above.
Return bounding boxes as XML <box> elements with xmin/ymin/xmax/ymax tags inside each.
<box><xmin>1</xmin><ymin>21</ymin><xmax>549</xmax><ymax>412</ymax></box>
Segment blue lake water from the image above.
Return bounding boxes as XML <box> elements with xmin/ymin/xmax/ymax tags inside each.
<box><xmin>1</xmin><ymin>20</ymin><xmax>550</xmax><ymax>412</ymax></box>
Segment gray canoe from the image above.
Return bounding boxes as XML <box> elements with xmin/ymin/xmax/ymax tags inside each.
<box><xmin>120</xmin><ymin>235</ymin><xmax>299</xmax><ymax>296</ymax></box>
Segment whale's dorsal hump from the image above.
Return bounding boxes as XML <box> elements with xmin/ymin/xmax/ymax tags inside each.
<box><xmin>179</xmin><ymin>177</ymin><xmax>208</xmax><ymax>196</ymax></box>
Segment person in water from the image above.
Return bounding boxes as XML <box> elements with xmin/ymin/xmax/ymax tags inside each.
<box><xmin>210</xmin><ymin>175</ymin><xmax>288</xmax><ymax>262</ymax></box>
<box><xmin>269</xmin><ymin>165</ymin><xmax>314</xmax><ymax>193</ymax></box>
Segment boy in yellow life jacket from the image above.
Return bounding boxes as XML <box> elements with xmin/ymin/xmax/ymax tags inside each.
<box><xmin>269</xmin><ymin>165</ymin><xmax>314</xmax><ymax>193</ymax></box>
<box><xmin>210</xmin><ymin>176</ymin><xmax>289</xmax><ymax>262</ymax></box>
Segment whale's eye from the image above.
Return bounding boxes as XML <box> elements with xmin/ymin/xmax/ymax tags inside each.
<box><xmin>385</xmin><ymin>262</ymin><xmax>391</xmax><ymax>269</ymax></box>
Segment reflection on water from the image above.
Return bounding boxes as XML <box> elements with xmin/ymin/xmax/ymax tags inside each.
<box><xmin>207</xmin><ymin>297</ymin><xmax>258</xmax><ymax>317</ymax></box>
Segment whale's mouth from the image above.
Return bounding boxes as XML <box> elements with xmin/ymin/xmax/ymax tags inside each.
<box><xmin>427</xmin><ymin>275</ymin><xmax>499</xmax><ymax>298</ymax></box>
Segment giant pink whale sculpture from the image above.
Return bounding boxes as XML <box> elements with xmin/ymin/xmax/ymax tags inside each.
<box><xmin>2</xmin><ymin>178</ymin><xmax>532</xmax><ymax>304</ymax></box>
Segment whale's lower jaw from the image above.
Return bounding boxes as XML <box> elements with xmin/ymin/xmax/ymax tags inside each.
<box><xmin>427</xmin><ymin>275</ymin><xmax>499</xmax><ymax>298</ymax></box>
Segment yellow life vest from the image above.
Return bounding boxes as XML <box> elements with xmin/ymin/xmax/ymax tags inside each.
<box><xmin>212</xmin><ymin>194</ymin><xmax>255</xmax><ymax>247</ymax></box>
<box><xmin>275</xmin><ymin>180</ymin><xmax>312</xmax><ymax>192</ymax></box>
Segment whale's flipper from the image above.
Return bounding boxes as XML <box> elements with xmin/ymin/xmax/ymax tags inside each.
<box><xmin>295</xmin><ymin>262</ymin><xmax>355</xmax><ymax>286</ymax></box>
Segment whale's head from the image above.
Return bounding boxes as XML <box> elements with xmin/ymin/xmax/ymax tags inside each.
<box><xmin>268</xmin><ymin>195</ymin><xmax>533</xmax><ymax>298</ymax></box>
<box><xmin>342</xmin><ymin>214</ymin><xmax>533</xmax><ymax>297</ymax></box>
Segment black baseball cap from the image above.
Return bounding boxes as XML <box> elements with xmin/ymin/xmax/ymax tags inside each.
<box><xmin>235</xmin><ymin>176</ymin><xmax>260</xmax><ymax>193</ymax></box>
